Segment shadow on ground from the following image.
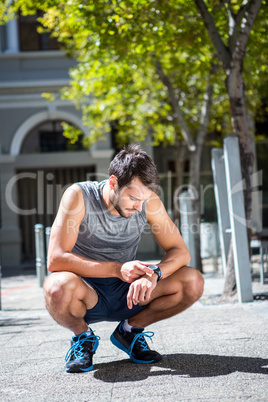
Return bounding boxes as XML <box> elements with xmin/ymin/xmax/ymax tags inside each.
<box><xmin>93</xmin><ymin>354</ymin><xmax>268</xmax><ymax>382</ymax></box>
<box><xmin>0</xmin><ymin>317</ymin><xmax>41</xmax><ymax>327</ymax></box>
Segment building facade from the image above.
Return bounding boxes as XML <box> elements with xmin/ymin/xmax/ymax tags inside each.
<box><xmin>1</xmin><ymin>17</ymin><xmax>266</xmax><ymax>274</ymax></box>
<box><xmin>0</xmin><ymin>18</ymin><xmax>157</xmax><ymax>271</ymax></box>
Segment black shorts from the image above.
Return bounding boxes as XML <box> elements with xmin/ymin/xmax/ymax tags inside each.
<box><xmin>82</xmin><ymin>277</ymin><xmax>147</xmax><ymax>324</ymax></box>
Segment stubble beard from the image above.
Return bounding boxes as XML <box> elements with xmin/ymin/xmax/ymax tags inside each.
<box><xmin>110</xmin><ymin>193</ymin><xmax>130</xmax><ymax>218</ymax></box>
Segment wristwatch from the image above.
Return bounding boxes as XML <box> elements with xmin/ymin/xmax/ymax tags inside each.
<box><xmin>148</xmin><ymin>264</ymin><xmax>162</xmax><ymax>282</ymax></box>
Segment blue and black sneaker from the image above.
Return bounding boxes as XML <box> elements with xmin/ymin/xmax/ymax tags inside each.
<box><xmin>110</xmin><ymin>322</ymin><xmax>162</xmax><ymax>364</ymax></box>
<box><xmin>65</xmin><ymin>329</ymin><xmax>100</xmax><ymax>373</ymax></box>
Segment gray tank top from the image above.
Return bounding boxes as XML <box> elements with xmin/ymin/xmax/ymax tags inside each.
<box><xmin>72</xmin><ymin>180</ymin><xmax>148</xmax><ymax>263</ymax></box>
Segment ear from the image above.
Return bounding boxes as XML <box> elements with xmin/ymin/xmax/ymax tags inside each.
<box><xmin>109</xmin><ymin>175</ymin><xmax>118</xmax><ymax>191</ymax></box>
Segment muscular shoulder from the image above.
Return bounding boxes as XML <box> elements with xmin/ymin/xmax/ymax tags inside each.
<box><xmin>59</xmin><ymin>184</ymin><xmax>85</xmax><ymax>221</ymax></box>
<box><xmin>145</xmin><ymin>192</ymin><xmax>166</xmax><ymax>223</ymax></box>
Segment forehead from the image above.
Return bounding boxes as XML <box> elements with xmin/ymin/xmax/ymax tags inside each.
<box><xmin>123</xmin><ymin>178</ymin><xmax>152</xmax><ymax>199</ymax></box>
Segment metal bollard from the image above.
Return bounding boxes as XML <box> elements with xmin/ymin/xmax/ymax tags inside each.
<box><xmin>34</xmin><ymin>224</ymin><xmax>46</xmax><ymax>287</ymax></box>
<box><xmin>179</xmin><ymin>191</ymin><xmax>196</xmax><ymax>269</ymax></box>
<box><xmin>45</xmin><ymin>226</ymin><xmax>51</xmax><ymax>275</ymax></box>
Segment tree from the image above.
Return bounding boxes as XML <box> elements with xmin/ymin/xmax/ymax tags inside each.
<box><xmin>56</xmin><ymin>1</ymin><xmax>227</xmax><ymax>272</ymax></box>
<box><xmin>193</xmin><ymin>0</ymin><xmax>265</xmax><ymax>297</ymax></box>
<box><xmin>1</xmin><ymin>0</ymin><xmax>225</xmax><ymax>271</ymax></box>
<box><xmin>1</xmin><ymin>1</ymin><xmax>266</xmax><ymax>281</ymax></box>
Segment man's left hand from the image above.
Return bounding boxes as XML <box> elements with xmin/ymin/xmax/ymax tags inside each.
<box><xmin>126</xmin><ymin>274</ymin><xmax>157</xmax><ymax>309</ymax></box>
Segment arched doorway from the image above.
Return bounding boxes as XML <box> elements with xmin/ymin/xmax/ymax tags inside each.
<box><xmin>10</xmin><ymin>110</ymin><xmax>87</xmax><ymax>156</ymax></box>
<box><xmin>12</xmin><ymin>111</ymin><xmax>96</xmax><ymax>262</ymax></box>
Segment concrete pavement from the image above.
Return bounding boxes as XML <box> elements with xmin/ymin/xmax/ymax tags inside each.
<box><xmin>0</xmin><ymin>267</ymin><xmax>268</xmax><ymax>401</ymax></box>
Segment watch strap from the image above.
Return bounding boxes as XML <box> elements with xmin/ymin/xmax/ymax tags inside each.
<box><xmin>148</xmin><ymin>264</ymin><xmax>161</xmax><ymax>282</ymax></box>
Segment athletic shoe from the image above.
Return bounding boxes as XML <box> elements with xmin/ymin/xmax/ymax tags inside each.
<box><xmin>110</xmin><ymin>321</ymin><xmax>162</xmax><ymax>364</ymax></box>
<box><xmin>65</xmin><ymin>329</ymin><xmax>100</xmax><ymax>373</ymax></box>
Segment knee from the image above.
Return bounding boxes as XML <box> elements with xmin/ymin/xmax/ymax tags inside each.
<box><xmin>43</xmin><ymin>272</ymin><xmax>79</xmax><ymax>308</ymax></box>
<box><xmin>183</xmin><ymin>268</ymin><xmax>204</xmax><ymax>303</ymax></box>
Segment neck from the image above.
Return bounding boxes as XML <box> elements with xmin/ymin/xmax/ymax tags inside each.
<box><xmin>102</xmin><ymin>182</ymin><xmax>119</xmax><ymax>215</ymax></box>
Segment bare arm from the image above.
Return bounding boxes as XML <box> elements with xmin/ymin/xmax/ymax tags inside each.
<box><xmin>47</xmin><ymin>184</ymin><xmax>153</xmax><ymax>281</ymax></box>
<box><xmin>126</xmin><ymin>192</ymin><xmax>191</xmax><ymax>309</ymax></box>
<box><xmin>146</xmin><ymin>192</ymin><xmax>191</xmax><ymax>278</ymax></box>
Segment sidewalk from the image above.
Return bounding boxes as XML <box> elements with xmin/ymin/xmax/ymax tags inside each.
<box><xmin>0</xmin><ymin>268</ymin><xmax>268</xmax><ymax>401</ymax></box>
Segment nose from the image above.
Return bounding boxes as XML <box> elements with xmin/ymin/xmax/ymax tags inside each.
<box><xmin>134</xmin><ymin>201</ymin><xmax>143</xmax><ymax>212</ymax></box>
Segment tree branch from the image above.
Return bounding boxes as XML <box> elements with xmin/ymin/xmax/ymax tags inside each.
<box><xmin>154</xmin><ymin>59</ymin><xmax>196</xmax><ymax>151</ymax></box>
<box><xmin>227</xmin><ymin>5</ymin><xmax>237</xmax><ymax>52</ymax></box>
<box><xmin>228</xmin><ymin>1</ymin><xmax>259</xmax><ymax>55</ymax></box>
<box><xmin>196</xmin><ymin>60</ymin><xmax>217</xmax><ymax>148</ymax></box>
<box><xmin>227</xmin><ymin>1</ymin><xmax>236</xmax><ymax>20</ymax></box>
<box><xmin>194</xmin><ymin>0</ymin><xmax>231</xmax><ymax>69</ymax></box>
<box><xmin>233</xmin><ymin>0</ymin><xmax>263</xmax><ymax>63</ymax></box>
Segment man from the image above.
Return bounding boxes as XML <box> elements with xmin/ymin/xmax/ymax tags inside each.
<box><xmin>44</xmin><ymin>144</ymin><xmax>204</xmax><ymax>373</ymax></box>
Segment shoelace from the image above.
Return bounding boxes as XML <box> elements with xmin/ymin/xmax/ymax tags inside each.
<box><xmin>65</xmin><ymin>333</ymin><xmax>100</xmax><ymax>362</ymax></box>
<box><xmin>129</xmin><ymin>331</ymin><xmax>154</xmax><ymax>355</ymax></box>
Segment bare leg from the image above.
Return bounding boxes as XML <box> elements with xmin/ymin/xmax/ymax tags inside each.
<box><xmin>43</xmin><ymin>272</ymin><xmax>98</xmax><ymax>335</ymax></box>
<box><xmin>128</xmin><ymin>266</ymin><xmax>204</xmax><ymax>328</ymax></box>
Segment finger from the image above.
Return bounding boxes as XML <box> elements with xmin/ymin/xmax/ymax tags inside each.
<box><xmin>137</xmin><ymin>261</ymin><xmax>154</xmax><ymax>268</ymax></box>
<box><xmin>128</xmin><ymin>275</ymin><xmax>136</xmax><ymax>283</ymax></box>
<box><xmin>127</xmin><ymin>286</ymin><xmax>134</xmax><ymax>309</ymax></box>
<box><xmin>134</xmin><ymin>262</ymin><xmax>153</xmax><ymax>273</ymax></box>
<box><xmin>138</xmin><ymin>265</ymin><xmax>154</xmax><ymax>275</ymax></box>
<box><xmin>132</xmin><ymin>284</ymin><xmax>141</xmax><ymax>305</ymax></box>
<box><xmin>137</xmin><ymin>260</ymin><xmax>152</xmax><ymax>266</ymax></box>
<box><xmin>138</xmin><ymin>285</ymin><xmax>147</xmax><ymax>302</ymax></box>
<box><xmin>144</xmin><ymin>286</ymin><xmax>153</xmax><ymax>301</ymax></box>
<box><xmin>139</xmin><ymin>261</ymin><xmax>157</xmax><ymax>268</ymax></box>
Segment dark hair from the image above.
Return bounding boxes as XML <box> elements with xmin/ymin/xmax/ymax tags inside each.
<box><xmin>109</xmin><ymin>144</ymin><xmax>159</xmax><ymax>192</ymax></box>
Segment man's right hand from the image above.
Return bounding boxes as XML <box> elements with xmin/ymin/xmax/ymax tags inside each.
<box><xmin>119</xmin><ymin>261</ymin><xmax>154</xmax><ymax>283</ymax></box>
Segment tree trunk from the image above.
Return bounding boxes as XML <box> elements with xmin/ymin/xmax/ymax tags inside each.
<box><xmin>226</xmin><ymin>69</ymin><xmax>254</xmax><ymax>234</ymax></box>
<box><xmin>173</xmin><ymin>138</ymin><xmax>186</xmax><ymax>222</ymax></box>
<box><xmin>173</xmin><ymin>138</ymin><xmax>186</xmax><ymax>190</ymax></box>
<box><xmin>194</xmin><ymin>0</ymin><xmax>262</xmax><ymax>297</ymax></box>
<box><xmin>221</xmin><ymin>239</ymin><xmax>237</xmax><ymax>301</ymax></box>
<box><xmin>155</xmin><ymin>57</ymin><xmax>215</xmax><ymax>274</ymax></box>
<box><xmin>188</xmin><ymin>62</ymin><xmax>216</xmax><ymax>273</ymax></box>
<box><xmin>223</xmin><ymin>67</ymin><xmax>254</xmax><ymax>295</ymax></box>
<box><xmin>189</xmin><ymin>148</ymin><xmax>203</xmax><ymax>272</ymax></box>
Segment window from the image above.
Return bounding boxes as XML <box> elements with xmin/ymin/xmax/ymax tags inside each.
<box><xmin>19</xmin><ymin>12</ymin><xmax>59</xmax><ymax>51</ymax></box>
<box><xmin>0</xmin><ymin>25</ymin><xmax>7</xmax><ymax>52</ymax></box>
<box><xmin>22</xmin><ymin>120</ymin><xmax>85</xmax><ymax>153</ymax></box>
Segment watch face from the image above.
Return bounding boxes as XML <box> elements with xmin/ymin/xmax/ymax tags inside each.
<box><xmin>149</xmin><ymin>265</ymin><xmax>161</xmax><ymax>280</ymax></box>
